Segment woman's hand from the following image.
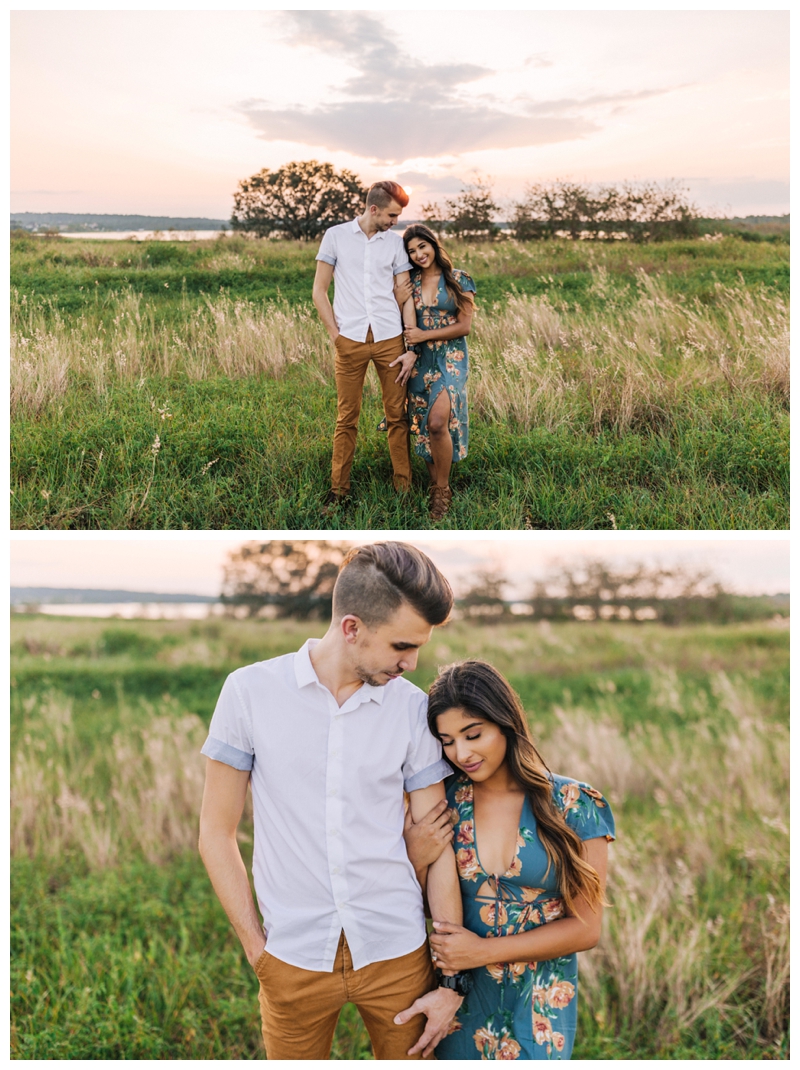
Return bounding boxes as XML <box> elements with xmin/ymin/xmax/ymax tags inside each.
<box><xmin>430</xmin><ymin>921</ymin><xmax>488</xmax><ymax>972</ymax></box>
<box><xmin>404</xmin><ymin>326</ymin><xmax>426</xmax><ymax>346</ymax></box>
<box><xmin>389</xmin><ymin>350</ymin><xmax>418</xmax><ymax>386</ymax></box>
<box><xmin>394</xmin><ymin>276</ymin><xmax>413</xmax><ymax>305</ymax></box>
<box><xmin>404</xmin><ymin>798</ymin><xmax>456</xmax><ymax>871</ymax></box>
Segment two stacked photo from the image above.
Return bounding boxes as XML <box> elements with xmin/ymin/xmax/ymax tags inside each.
<box><xmin>10</xmin><ymin>9</ymin><xmax>789</xmax><ymax>1062</ymax></box>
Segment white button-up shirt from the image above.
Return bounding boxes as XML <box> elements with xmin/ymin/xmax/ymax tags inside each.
<box><xmin>201</xmin><ymin>639</ymin><xmax>451</xmax><ymax>972</ymax></box>
<box><xmin>316</xmin><ymin>218</ymin><xmax>413</xmax><ymax>343</ymax></box>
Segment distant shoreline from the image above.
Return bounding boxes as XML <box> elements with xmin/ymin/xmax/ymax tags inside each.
<box><xmin>11</xmin><ymin>587</ymin><xmax>217</xmax><ymax>604</ymax></box>
<box><xmin>11</xmin><ymin>211</ymin><xmax>790</xmax><ymax>236</ymax></box>
<box><xmin>10</xmin><ymin>212</ymin><xmax>229</xmax><ymax>232</ymax></box>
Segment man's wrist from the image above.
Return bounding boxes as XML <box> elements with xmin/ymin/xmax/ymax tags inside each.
<box><xmin>436</xmin><ymin>968</ymin><xmax>473</xmax><ymax>996</ymax></box>
<box><xmin>246</xmin><ymin>936</ymin><xmax>266</xmax><ymax>966</ymax></box>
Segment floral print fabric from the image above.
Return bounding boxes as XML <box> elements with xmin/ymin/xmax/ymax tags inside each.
<box><xmin>407</xmin><ymin>268</ymin><xmax>476</xmax><ymax>464</ymax></box>
<box><xmin>435</xmin><ymin>772</ymin><xmax>615</xmax><ymax>1061</ymax></box>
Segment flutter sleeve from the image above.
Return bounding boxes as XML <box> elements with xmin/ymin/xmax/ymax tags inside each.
<box><xmin>554</xmin><ymin>775</ymin><xmax>616</xmax><ymax>842</ymax></box>
<box><xmin>453</xmin><ymin>269</ymin><xmax>477</xmax><ymax>295</ymax></box>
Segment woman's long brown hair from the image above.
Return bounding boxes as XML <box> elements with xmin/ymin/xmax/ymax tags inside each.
<box><xmin>427</xmin><ymin>659</ymin><xmax>604</xmax><ymax>916</ymax></box>
<box><xmin>402</xmin><ymin>224</ymin><xmax>472</xmax><ymax>316</ymax></box>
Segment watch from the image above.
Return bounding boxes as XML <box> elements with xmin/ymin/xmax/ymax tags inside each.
<box><xmin>436</xmin><ymin>968</ymin><xmax>473</xmax><ymax>996</ymax></box>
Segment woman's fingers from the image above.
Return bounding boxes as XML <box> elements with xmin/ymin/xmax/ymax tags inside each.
<box><xmin>432</xmin><ymin>921</ymin><xmax>463</xmax><ymax>935</ymax></box>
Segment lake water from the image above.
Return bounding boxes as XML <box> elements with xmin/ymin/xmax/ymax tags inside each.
<box><xmin>56</xmin><ymin>231</ymin><xmax>228</xmax><ymax>242</ymax></box>
<box><xmin>29</xmin><ymin>602</ymin><xmax>226</xmax><ymax>619</ymax></box>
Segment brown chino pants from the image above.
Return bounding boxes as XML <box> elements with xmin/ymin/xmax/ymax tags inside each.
<box><xmin>254</xmin><ymin>933</ymin><xmax>436</xmax><ymax>1060</ymax></box>
<box><xmin>331</xmin><ymin>330</ymin><xmax>412</xmax><ymax>494</ymax></box>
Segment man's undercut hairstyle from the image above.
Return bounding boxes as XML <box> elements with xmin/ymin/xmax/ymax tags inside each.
<box><xmin>366</xmin><ymin>181</ymin><xmax>409</xmax><ymax>210</ymax></box>
<box><xmin>333</xmin><ymin>542</ymin><xmax>453</xmax><ymax>628</ymax></box>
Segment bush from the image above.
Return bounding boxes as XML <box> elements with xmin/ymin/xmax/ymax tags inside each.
<box><xmin>511</xmin><ymin>180</ymin><xmax>700</xmax><ymax>242</ymax></box>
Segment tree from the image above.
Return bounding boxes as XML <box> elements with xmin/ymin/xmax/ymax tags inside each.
<box><xmin>419</xmin><ymin>202</ymin><xmax>448</xmax><ymax>236</ymax></box>
<box><xmin>220</xmin><ymin>541</ymin><xmax>349</xmax><ymax>619</ymax></box>
<box><xmin>230</xmin><ymin>160</ymin><xmax>368</xmax><ymax>241</ymax></box>
<box><xmin>523</xmin><ymin>559</ymin><xmax>732</xmax><ymax>624</ymax></box>
<box><xmin>510</xmin><ymin>180</ymin><xmax>700</xmax><ymax>242</ymax></box>
<box><xmin>458</xmin><ymin>568</ymin><xmax>508</xmax><ymax>621</ymax></box>
<box><xmin>444</xmin><ymin>178</ymin><xmax>500</xmax><ymax>241</ymax></box>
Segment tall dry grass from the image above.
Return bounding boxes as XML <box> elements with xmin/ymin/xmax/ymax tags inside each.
<box><xmin>11</xmin><ymin>670</ymin><xmax>788</xmax><ymax>1050</ymax></box>
<box><xmin>470</xmin><ymin>275</ymin><xmax>789</xmax><ymax>432</ymax></box>
<box><xmin>11</xmin><ymin>276</ymin><xmax>788</xmax><ymax>430</ymax></box>
<box><xmin>11</xmin><ymin>692</ymin><xmax>213</xmax><ymax>867</ymax></box>
<box><xmin>10</xmin><ymin>290</ymin><xmax>333</xmax><ymax>414</ymax></box>
<box><xmin>541</xmin><ymin>673</ymin><xmax>789</xmax><ymax>1051</ymax></box>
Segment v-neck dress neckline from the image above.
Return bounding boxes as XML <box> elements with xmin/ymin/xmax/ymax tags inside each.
<box><xmin>419</xmin><ymin>270</ymin><xmax>443</xmax><ymax>307</ymax></box>
<box><xmin>461</xmin><ymin>777</ymin><xmax>526</xmax><ymax>880</ymax></box>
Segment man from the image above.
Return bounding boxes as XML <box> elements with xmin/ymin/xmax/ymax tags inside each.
<box><xmin>312</xmin><ymin>182</ymin><xmax>419</xmax><ymax>510</ymax></box>
<box><xmin>198</xmin><ymin>542</ymin><xmax>468</xmax><ymax>1059</ymax></box>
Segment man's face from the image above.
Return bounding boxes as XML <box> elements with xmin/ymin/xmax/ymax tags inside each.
<box><xmin>346</xmin><ymin>601</ymin><xmax>433</xmax><ymax>686</ymax></box>
<box><xmin>370</xmin><ymin>198</ymin><xmax>403</xmax><ymax>232</ymax></box>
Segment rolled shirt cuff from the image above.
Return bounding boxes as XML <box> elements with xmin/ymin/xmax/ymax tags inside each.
<box><xmin>404</xmin><ymin>758</ymin><xmax>452</xmax><ymax>793</ymax></box>
<box><xmin>201</xmin><ymin>735</ymin><xmax>254</xmax><ymax>771</ymax></box>
<box><xmin>315</xmin><ymin>253</ymin><xmax>336</xmax><ymax>266</ymax></box>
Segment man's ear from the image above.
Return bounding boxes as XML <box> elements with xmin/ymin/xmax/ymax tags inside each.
<box><xmin>340</xmin><ymin>614</ymin><xmax>362</xmax><ymax>644</ymax></box>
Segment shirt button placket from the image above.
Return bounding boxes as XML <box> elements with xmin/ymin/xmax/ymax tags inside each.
<box><xmin>327</xmin><ymin>709</ymin><xmax>347</xmax><ymax>922</ymax></box>
<box><xmin>364</xmin><ymin>243</ymin><xmax>372</xmax><ymax>339</ymax></box>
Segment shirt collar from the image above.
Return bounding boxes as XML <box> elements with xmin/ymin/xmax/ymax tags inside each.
<box><xmin>351</xmin><ymin>217</ymin><xmax>388</xmax><ymax>241</ymax></box>
<box><xmin>294</xmin><ymin>639</ymin><xmax>386</xmax><ymax>706</ymax></box>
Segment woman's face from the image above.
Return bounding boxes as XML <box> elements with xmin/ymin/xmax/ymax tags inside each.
<box><xmin>406</xmin><ymin>236</ymin><xmax>436</xmax><ymax>270</ymax></box>
<box><xmin>436</xmin><ymin>706</ymin><xmax>508</xmax><ymax>782</ymax></box>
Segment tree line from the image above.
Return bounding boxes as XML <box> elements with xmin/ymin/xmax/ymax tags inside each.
<box><xmin>230</xmin><ymin>160</ymin><xmax>703</xmax><ymax>243</ymax></box>
<box><xmin>219</xmin><ymin>541</ymin><xmax>786</xmax><ymax>626</ymax></box>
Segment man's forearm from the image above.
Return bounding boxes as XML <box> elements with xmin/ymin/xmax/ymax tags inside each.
<box><xmin>199</xmin><ymin>830</ymin><xmax>265</xmax><ymax>964</ymax></box>
<box><xmin>312</xmin><ymin>288</ymin><xmax>339</xmax><ymax>339</ymax></box>
<box><xmin>426</xmin><ymin>845</ymin><xmax>462</xmax><ymax>927</ymax></box>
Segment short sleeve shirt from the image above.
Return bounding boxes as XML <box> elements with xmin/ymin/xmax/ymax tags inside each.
<box><xmin>316</xmin><ymin>219</ymin><xmax>413</xmax><ymax>343</ymax></box>
<box><xmin>201</xmin><ymin>639</ymin><xmax>451</xmax><ymax>972</ymax></box>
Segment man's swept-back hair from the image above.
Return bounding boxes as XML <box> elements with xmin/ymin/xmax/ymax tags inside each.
<box><xmin>333</xmin><ymin>542</ymin><xmax>452</xmax><ymax>627</ymax></box>
<box><xmin>366</xmin><ymin>181</ymin><xmax>409</xmax><ymax>210</ymax></box>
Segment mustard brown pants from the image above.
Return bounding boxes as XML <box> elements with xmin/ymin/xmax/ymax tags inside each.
<box><xmin>331</xmin><ymin>330</ymin><xmax>412</xmax><ymax>494</ymax></box>
<box><xmin>254</xmin><ymin>932</ymin><xmax>436</xmax><ymax>1060</ymax></box>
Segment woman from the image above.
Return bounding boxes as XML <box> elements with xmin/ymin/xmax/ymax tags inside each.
<box><xmin>424</xmin><ymin>660</ymin><xmax>615</xmax><ymax>1060</ymax></box>
<box><xmin>399</xmin><ymin>224</ymin><xmax>476</xmax><ymax>521</ymax></box>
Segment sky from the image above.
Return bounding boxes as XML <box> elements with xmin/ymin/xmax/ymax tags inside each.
<box><xmin>9</xmin><ymin>537</ymin><xmax>790</xmax><ymax>599</ymax></box>
<box><xmin>11</xmin><ymin>9</ymin><xmax>789</xmax><ymax>219</ymax></box>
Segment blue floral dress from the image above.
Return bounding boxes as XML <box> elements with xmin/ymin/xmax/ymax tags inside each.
<box><xmin>408</xmin><ymin>268</ymin><xmax>476</xmax><ymax>464</ymax></box>
<box><xmin>435</xmin><ymin>773</ymin><xmax>615</xmax><ymax>1061</ymax></box>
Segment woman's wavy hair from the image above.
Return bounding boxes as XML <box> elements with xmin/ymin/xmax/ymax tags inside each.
<box><xmin>402</xmin><ymin>224</ymin><xmax>472</xmax><ymax>316</ymax></box>
<box><xmin>427</xmin><ymin>659</ymin><xmax>604</xmax><ymax>916</ymax></box>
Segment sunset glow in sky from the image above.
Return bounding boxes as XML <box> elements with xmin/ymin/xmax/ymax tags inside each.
<box><xmin>10</xmin><ymin>538</ymin><xmax>789</xmax><ymax>599</ymax></box>
<box><xmin>11</xmin><ymin>9</ymin><xmax>788</xmax><ymax>219</ymax></box>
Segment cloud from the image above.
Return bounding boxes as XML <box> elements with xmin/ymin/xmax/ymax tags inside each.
<box><xmin>239</xmin><ymin>12</ymin><xmax>597</xmax><ymax>162</ymax></box>
<box><xmin>280</xmin><ymin>11</ymin><xmax>491</xmax><ymax>104</ymax></box>
<box><xmin>396</xmin><ymin>171</ymin><xmax>467</xmax><ymax>193</ymax></box>
<box><xmin>515</xmin><ymin>87</ymin><xmax>678</xmax><ymax>117</ymax></box>
<box><xmin>524</xmin><ymin>53</ymin><xmax>554</xmax><ymax>69</ymax></box>
<box><xmin>240</xmin><ymin>99</ymin><xmax>595</xmax><ymax>163</ymax></box>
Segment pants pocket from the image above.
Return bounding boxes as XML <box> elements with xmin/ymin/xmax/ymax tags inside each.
<box><xmin>253</xmin><ymin>949</ymin><xmax>271</xmax><ymax>981</ymax></box>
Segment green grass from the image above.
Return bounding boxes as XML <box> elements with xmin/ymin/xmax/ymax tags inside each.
<box><xmin>11</xmin><ymin>616</ymin><xmax>789</xmax><ymax>1058</ymax></box>
<box><xmin>11</xmin><ymin>234</ymin><xmax>789</xmax><ymax>530</ymax></box>
<box><xmin>11</xmin><ymin>373</ymin><xmax>788</xmax><ymax>530</ymax></box>
<box><xmin>10</xmin><ymin>230</ymin><xmax>789</xmax><ymax>316</ymax></box>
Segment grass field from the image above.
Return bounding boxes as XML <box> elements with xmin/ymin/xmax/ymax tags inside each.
<box><xmin>10</xmin><ymin>233</ymin><xmax>789</xmax><ymax>529</ymax></box>
<box><xmin>11</xmin><ymin>614</ymin><xmax>789</xmax><ymax>1058</ymax></box>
